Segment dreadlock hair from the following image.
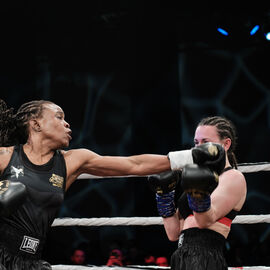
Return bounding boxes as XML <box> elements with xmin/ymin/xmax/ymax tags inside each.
<box><xmin>0</xmin><ymin>99</ymin><xmax>54</xmax><ymax>147</ymax></box>
<box><xmin>198</xmin><ymin>116</ymin><xmax>238</xmax><ymax>169</ymax></box>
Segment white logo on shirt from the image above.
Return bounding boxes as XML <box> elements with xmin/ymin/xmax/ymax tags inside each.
<box><xmin>10</xmin><ymin>166</ymin><xmax>24</xmax><ymax>179</ymax></box>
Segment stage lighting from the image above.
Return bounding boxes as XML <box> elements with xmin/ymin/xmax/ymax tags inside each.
<box><xmin>217</xmin><ymin>27</ymin><xmax>229</xmax><ymax>36</ymax></box>
<box><xmin>250</xmin><ymin>25</ymin><xmax>260</xmax><ymax>35</ymax></box>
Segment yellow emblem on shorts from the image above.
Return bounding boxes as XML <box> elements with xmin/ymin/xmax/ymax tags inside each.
<box><xmin>208</xmin><ymin>144</ymin><xmax>218</xmax><ymax>156</ymax></box>
<box><xmin>0</xmin><ymin>180</ymin><xmax>9</xmax><ymax>194</ymax></box>
<box><xmin>49</xmin><ymin>174</ymin><xmax>64</xmax><ymax>188</ymax></box>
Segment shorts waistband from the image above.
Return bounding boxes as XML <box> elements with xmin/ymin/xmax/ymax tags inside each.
<box><xmin>178</xmin><ymin>228</ymin><xmax>226</xmax><ymax>249</ymax></box>
<box><xmin>0</xmin><ymin>223</ymin><xmax>45</xmax><ymax>259</ymax></box>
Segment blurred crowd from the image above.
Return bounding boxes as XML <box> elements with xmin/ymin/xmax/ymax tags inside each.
<box><xmin>66</xmin><ymin>234</ymin><xmax>270</xmax><ymax>268</ymax></box>
<box><xmin>69</xmin><ymin>244</ymin><xmax>169</xmax><ymax>267</ymax></box>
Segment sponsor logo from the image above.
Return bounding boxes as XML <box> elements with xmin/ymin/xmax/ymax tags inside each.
<box><xmin>208</xmin><ymin>144</ymin><xmax>218</xmax><ymax>156</ymax></box>
<box><xmin>49</xmin><ymin>174</ymin><xmax>64</xmax><ymax>188</ymax></box>
<box><xmin>20</xmin><ymin>236</ymin><xmax>40</xmax><ymax>254</ymax></box>
<box><xmin>10</xmin><ymin>166</ymin><xmax>24</xmax><ymax>179</ymax></box>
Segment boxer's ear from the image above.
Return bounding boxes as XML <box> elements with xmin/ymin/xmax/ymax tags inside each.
<box><xmin>222</xmin><ymin>138</ymin><xmax>231</xmax><ymax>151</ymax></box>
<box><xmin>29</xmin><ymin>119</ymin><xmax>41</xmax><ymax>132</ymax></box>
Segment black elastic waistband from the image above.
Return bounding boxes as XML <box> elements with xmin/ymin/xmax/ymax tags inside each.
<box><xmin>0</xmin><ymin>223</ymin><xmax>45</xmax><ymax>259</ymax></box>
<box><xmin>179</xmin><ymin>228</ymin><xmax>225</xmax><ymax>250</ymax></box>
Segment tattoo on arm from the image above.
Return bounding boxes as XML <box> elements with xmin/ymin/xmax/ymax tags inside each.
<box><xmin>0</xmin><ymin>148</ymin><xmax>12</xmax><ymax>174</ymax></box>
<box><xmin>0</xmin><ymin>148</ymin><xmax>12</xmax><ymax>155</ymax></box>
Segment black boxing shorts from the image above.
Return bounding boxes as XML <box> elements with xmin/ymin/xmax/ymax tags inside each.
<box><xmin>170</xmin><ymin>228</ymin><xmax>228</xmax><ymax>270</ymax></box>
<box><xmin>0</xmin><ymin>223</ymin><xmax>51</xmax><ymax>270</ymax></box>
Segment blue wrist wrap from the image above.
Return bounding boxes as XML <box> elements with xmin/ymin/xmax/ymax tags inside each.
<box><xmin>155</xmin><ymin>191</ymin><xmax>175</xmax><ymax>218</ymax></box>
<box><xmin>187</xmin><ymin>193</ymin><xmax>211</xmax><ymax>213</ymax></box>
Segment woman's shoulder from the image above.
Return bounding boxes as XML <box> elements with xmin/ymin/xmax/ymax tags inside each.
<box><xmin>0</xmin><ymin>146</ymin><xmax>15</xmax><ymax>174</ymax></box>
<box><xmin>222</xmin><ymin>167</ymin><xmax>246</xmax><ymax>188</ymax></box>
<box><xmin>61</xmin><ymin>148</ymin><xmax>99</xmax><ymax>166</ymax></box>
<box><xmin>223</xmin><ymin>167</ymin><xmax>245</xmax><ymax>178</ymax></box>
<box><xmin>61</xmin><ymin>148</ymin><xmax>97</xmax><ymax>156</ymax></box>
<box><xmin>232</xmin><ymin>167</ymin><xmax>245</xmax><ymax>179</ymax></box>
<box><xmin>0</xmin><ymin>146</ymin><xmax>14</xmax><ymax>156</ymax></box>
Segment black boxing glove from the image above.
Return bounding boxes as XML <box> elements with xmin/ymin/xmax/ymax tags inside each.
<box><xmin>168</xmin><ymin>142</ymin><xmax>225</xmax><ymax>175</ymax></box>
<box><xmin>148</xmin><ymin>170</ymin><xmax>181</xmax><ymax>195</ymax></box>
<box><xmin>191</xmin><ymin>142</ymin><xmax>225</xmax><ymax>175</ymax></box>
<box><xmin>181</xmin><ymin>164</ymin><xmax>219</xmax><ymax>213</ymax></box>
<box><xmin>148</xmin><ymin>171</ymin><xmax>181</xmax><ymax>218</ymax></box>
<box><xmin>0</xmin><ymin>180</ymin><xmax>27</xmax><ymax>217</ymax></box>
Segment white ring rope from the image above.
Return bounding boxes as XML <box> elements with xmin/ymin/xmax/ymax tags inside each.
<box><xmin>51</xmin><ymin>265</ymin><xmax>270</xmax><ymax>270</ymax></box>
<box><xmin>52</xmin><ymin>214</ymin><xmax>270</xmax><ymax>227</ymax></box>
<box><xmin>77</xmin><ymin>162</ymin><xmax>270</xmax><ymax>179</ymax></box>
<box><xmin>237</xmin><ymin>162</ymin><xmax>270</xmax><ymax>173</ymax></box>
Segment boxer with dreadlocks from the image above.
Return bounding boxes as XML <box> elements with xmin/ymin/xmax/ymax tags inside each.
<box><xmin>0</xmin><ymin>100</ymin><xmax>225</xmax><ymax>269</ymax></box>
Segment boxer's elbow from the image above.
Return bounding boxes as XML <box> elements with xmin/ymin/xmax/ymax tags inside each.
<box><xmin>165</xmin><ymin>228</ymin><xmax>181</xmax><ymax>242</ymax></box>
<box><xmin>167</xmin><ymin>234</ymin><xmax>180</xmax><ymax>242</ymax></box>
<box><xmin>194</xmin><ymin>211</ymin><xmax>216</xmax><ymax>228</ymax></box>
<box><xmin>196</xmin><ymin>220</ymin><xmax>213</xmax><ymax>229</ymax></box>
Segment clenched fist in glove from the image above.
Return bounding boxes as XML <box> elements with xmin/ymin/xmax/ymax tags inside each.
<box><xmin>148</xmin><ymin>171</ymin><xmax>181</xmax><ymax>218</ymax></box>
<box><xmin>181</xmin><ymin>164</ymin><xmax>218</xmax><ymax>213</ymax></box>
<box><xmin>168</xmin><ymin>142</ymin><xmax>226</xmax><ymax>174</ymax></box>
<box><xmin>148</xmin><ymin>170</ymin><xmax>180</xmax><ymax>195</ymax></box>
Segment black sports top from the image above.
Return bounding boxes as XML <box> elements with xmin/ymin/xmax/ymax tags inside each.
<box><xmin>0</xmin><ymin>144</ymin><xmax>67</xmax><ymax>239</ymax></box>
<box><xmin>177</xmin><ymin>167</ymin><xmax>238</xmax><ymax>227</ymax></box>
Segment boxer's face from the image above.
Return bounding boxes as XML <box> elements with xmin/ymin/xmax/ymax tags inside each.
<box><xmin>194</xmin><ymin>125</ymin><xmax>221</xmax><ymax>146</ymax></box>
<box><xmin>33</xmin><ymin>103</ymin><xmax>72</xmax><ymax>148</ymax></box>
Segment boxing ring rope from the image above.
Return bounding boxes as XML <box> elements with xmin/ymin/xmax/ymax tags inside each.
<box><xmin>51</xmin><ymin>265</ymin><xmax>270</xmax><ymax>270</ymax></box>
<box><xmin>52</xmin><ymin>162</ymin><xmax>270</xmax><ymax>270</ymax></box>
<box><xmin>51</xmin><ymin>214</ymin><xmax>270</xmax><ymax>227</ymax></box>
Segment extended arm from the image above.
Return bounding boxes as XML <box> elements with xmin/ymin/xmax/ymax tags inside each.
<box><xmin>73</xmin><ymin>149</ymin><xmax>170</xmax><ymax>176</ymax></box>
<box><xmin>64</xmin><ymin>149</ymin><xmax>170</xmax><ymax>189</ymax></box>
<box><xmin>64</xmin><ymin>142</ymin><xmax>226</xmax><ymax>190</ymax></box>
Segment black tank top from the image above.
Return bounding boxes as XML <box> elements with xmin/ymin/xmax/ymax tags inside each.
<box><xmin>177</xmin><ymin>167</ymin><xmax>238</xmax><ymax>221</ymax></box>
<box><xmin>0</xmin><ymin>145</ymin><xmax>67</xmax><ymax>239</ymax></box>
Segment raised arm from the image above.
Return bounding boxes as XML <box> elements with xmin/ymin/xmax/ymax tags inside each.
<box><xmin>192</xmin><ymin>169</ymin><xmax>246</xmax><ymax>228</ymax></box>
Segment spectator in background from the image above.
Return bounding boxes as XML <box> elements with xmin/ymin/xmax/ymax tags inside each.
<box><xmin>124</xmin><ymin>244</ymin><xmax>145</xmax><ymax>265</ymax></box>
<box><xmin>144</xmin><ymin>255</ymin><xmax>156</xmax><ymax>265</ymax></box>
<box><xmin>156</xmin><ymin>256</ymin><xmax>169</xmax><ymax>267</ymax></box>
<box><xmin>70</xmin><ymin>248</ymin><xmax>86</xmax><ymax>265</ymax></box>
<box><xmin>106</xmin><ymin>249</ymin><xmax>124</xmax><ymax>267</ymax></box>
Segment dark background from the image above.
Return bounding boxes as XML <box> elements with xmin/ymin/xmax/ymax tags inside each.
<box><xmin>1</xmin><ymin>2</ymin><xmax>270</xmax><ymax>267</ymax></box>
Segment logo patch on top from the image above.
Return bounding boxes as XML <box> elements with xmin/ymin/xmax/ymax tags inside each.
<box><xmin>49</xmin><ymin>174</ymin><xmax>64</xmax><ymax>188</ymax></box>
<box><xmin>20</xmin><ymin>236</ymin><xmax>40</xmax><ymax>254</ymax></box>
<box><xmin>10</xmin><ymin>166</ymin><xmax>24</xmax><ymax>179</ymax></box>
<box><xmin>208</xmin><ymin>144</ymin><xmax>218</xmax><ymax>156</ymax></box>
